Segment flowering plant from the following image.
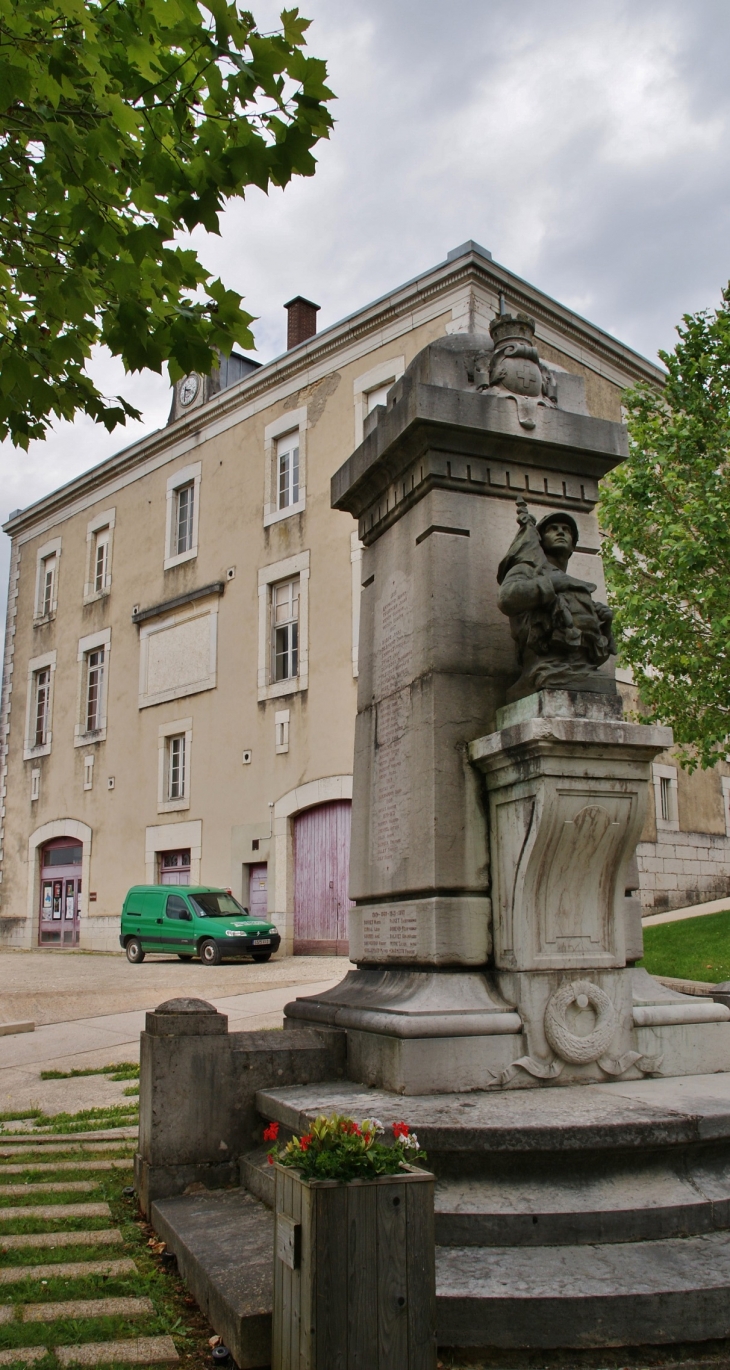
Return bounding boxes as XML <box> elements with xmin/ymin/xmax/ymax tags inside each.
<box><xmin>263</xmin><ymin>1114</ymin><xmax>427</xmax><ymax>1182</ymax></box>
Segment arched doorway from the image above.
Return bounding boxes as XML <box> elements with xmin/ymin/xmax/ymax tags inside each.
<box><xmin>293</xmin><ymin>800</ymin><xmax>353</xmax><ymax>955</ymax></box>
<box><xmin>39</xmin><ymin>838</ymin><xmax>83</xmax><ymax>946</ymax></box>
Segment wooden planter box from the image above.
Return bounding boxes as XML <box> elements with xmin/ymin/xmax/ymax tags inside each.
<box><xmin>272</xmin><ymin>1161</ymin><xmax>436</xmax><ymax>1370</ymax></box>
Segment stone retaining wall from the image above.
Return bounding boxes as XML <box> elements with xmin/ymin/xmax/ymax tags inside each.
<box><xmin>637</xmin><ymin>830</ymin><xmax>730</xmax><ymax>911</ymax></box>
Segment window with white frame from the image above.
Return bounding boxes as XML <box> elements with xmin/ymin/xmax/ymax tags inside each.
<box><xmin>168</xmin><ymin>734</ymin><xmax>186</xmax><ymax>799</ymax></box>
<box><xmin>34</xmin><ymin>538</ymin><xmax>62</xmax><ymax>621</ymax></box>
<box><xmin>93</xmin><ymin>529</ymin><xmax>110</xmax><ymax>592</ymax></box>
<box><xmin>83</xmin><ymin>755</ymin><xmax>94</xmax><ymax>791</ymax></box>
<box><xmin>263</xmin><ymin>407</ymin><xmax>307</xmax><ymax>527</ymax></box>
<box><xmin>34</xmin><ymin>668</ymin><xmax>51</xmax><ymax>748</ymax></box>
<box><xmin>157</xmin><ymin>718</ymin><xmax>192</xmax><ymax>812</ymax></box>
<box><xmin>85</xmin><ymin>648</ymin><xmax>105</xmax><ymax>733</ymax></box>
<box><xmin>84</xmin><ymin>509</ymin><xmax>115</xmax><ymax>601</ymax></box>
<box><xmin>257</xmin><ymin>551</ymin><xmax>310</xmax><ymax>700</ymax></box>
<box><xmin>272</xmin><ymin>578</ymin><xmax>299</xmax><ymax>682</ymax></box>
<box><xmin>40</xmin><ymin>557</ymin><xmax>56</xmax><ymax>616</ymax></box>
<box><xmin>365</xmin><ymin>383</ymin><xmax>392</xmax><ymax>416</ymax></box>
<box><xmin>74</xmin><ymin>629</ymin><xmax>111</xmax><ymax>746</ymax></box>
<box><xmin>164</xmin><ymin>462</ymin><xmax>201</xmax><ymax>569</ymax></box>
<box><xmin>353</xmin><ymin>356</ymin><xmax>405</xmax><ymax>447</ymax></box>
<box><xmin>23</xmin><ymin>651</ymin><xmax>56</xmax><ymax>759</ymax></box>
<box><xmin>277</xmin><ymin>432</ymin><xmax>300</xmax><ymax>511</ymax></box>
<box><xmin>652</xmin><ymin>762</ymin><xmax>679</xmax><ymax>831</ymax></box>
<box><xmin>175</xmin><ymin>483</ymin><xmax>195</xmax><ymax>555</ymax></box>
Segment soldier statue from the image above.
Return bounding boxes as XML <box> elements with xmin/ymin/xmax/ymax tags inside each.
<box><xmin>497</xmin><ymin>496</ymin><xmax>616</xmax><ymax>700</ymax></box>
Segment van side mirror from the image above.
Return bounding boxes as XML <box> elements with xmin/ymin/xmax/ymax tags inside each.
<box><xmin>183</xmin><ymin>910</ymin><xmax>193</xmax><ymax>921</ymax></box>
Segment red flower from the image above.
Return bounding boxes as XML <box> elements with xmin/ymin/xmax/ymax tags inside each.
<box><xmin>267</xmin><ymin>1154</ymin><xmax>274</xmax><ymax>1165</ymax></box>
<box><xmin>392</xmin><ymin>1121</ymin><xmax>410</xmax><ymax>1139</ymax></box>
<box><xmin>263</xmin><ymin>1122</ymin><xmax>279</xmax><ymax>1142</ymax></box>
<box><xmin>299</xmin><ymin>1134</ymin><xmax>312</xmax><ymax>1151</ymax></box>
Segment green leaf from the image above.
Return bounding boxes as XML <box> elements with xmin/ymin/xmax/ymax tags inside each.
<box><xmin>0</xmin><ymin>0</ymin><xmax>335</xmax><ymax>445</ymax></box>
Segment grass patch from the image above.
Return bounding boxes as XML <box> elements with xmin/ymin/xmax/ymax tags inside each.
<box><xmin>0</xmin><ymin>1112</ymin><xmax>41</xmax><ymax>1125</ymax></box>
<box><xmin>1</xmin><ymin>1106</ymin><xmax>140</xmax><ymax>1138</ymax></box>
<box><xmin>639</xmin><ymin>908</ymin><xmax>730</xmax><ymax>983</ymax></box>
<box><xmin>0</xmin><ymin>1216</ymin><xmax>116</xmax><ymax>1236</ymax></box>
<box><xmin>0</xmin><ymin>1149</ymin><xmax>134</xmax><ymax>1166</ymax></box>
<box><xmin>39</xmin><ymin>1064</ymin><xmax>139</xmax><ymax>1083</ymax></box>
<box><xmin>0</xmin><ymin>1134</ymin><xmax>215</xmax><ymax>1367</ymax></box>
<box><xmin>0</xmin><ymin>1242</ymin><xmax>126</xmax><ymax>1267</ymax></box>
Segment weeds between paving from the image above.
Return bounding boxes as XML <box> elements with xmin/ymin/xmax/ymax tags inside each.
<box><xmin>0</xmin><ymin>1078</ymin><xmax>221</xmax><ymax>1370</ymax></box>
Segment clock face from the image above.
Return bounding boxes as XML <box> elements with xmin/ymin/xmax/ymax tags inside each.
<box><xmin>179</xmin><ymin>373</ymin><xmax>200</xmax><ymax>407</ymax></box>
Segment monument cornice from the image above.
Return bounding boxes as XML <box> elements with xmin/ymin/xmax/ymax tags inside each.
<box><xmin>332</xmin><ymin>375</ymin><xmax>629</xmax><ymax>541</ymax></box>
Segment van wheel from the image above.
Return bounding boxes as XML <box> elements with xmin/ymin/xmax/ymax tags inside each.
<box><xmin>126</xmin><ymin>938</ymin><xmax>145</xmax><ymax>964</ymax></box>
<box><xmin>177</xmin><ymin>954</ymin><xmax>193</xmax><ymax>962</ymax></box>
<box><xmin>252</xmin><ymin>953</ymin><xmax>271</xmax><ymax>963</ymax></box>
<box><xmin>200</xmin><ymin>939</ymin><xmax>221</xmax><ymax>966</ymax></box>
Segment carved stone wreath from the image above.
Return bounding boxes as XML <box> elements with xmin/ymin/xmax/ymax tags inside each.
<box><xmin>544</xmin><ymin>979</ymin><xmax>617</xmax><ymax>1065</ymax></box>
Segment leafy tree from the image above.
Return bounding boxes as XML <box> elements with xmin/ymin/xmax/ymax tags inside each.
<box><xmin>0</xmin><ymin>0</ymin><xmax>333</xmax><ymax>447</ymax></box>
<box><xmin>600</xmin><ymin>287</ymin><xmax>730</xmax><ymax>770</ymax></box>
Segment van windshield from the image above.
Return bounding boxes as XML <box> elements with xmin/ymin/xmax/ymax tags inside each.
<box><xmin>188</xmin><ymin>893</ymin><xmax>249</xmax><ymax>918</ymax></box>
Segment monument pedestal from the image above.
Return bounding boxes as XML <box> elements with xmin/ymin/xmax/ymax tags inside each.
<box><xmin>287</xmin><ymin>688</ymin><xmax>730</xmax><ymax>1093</ymax></box>
<box><xmin>285</xmin><ymin>329</ymin><xmax>730</xmax><ymax>1093</ymax></box>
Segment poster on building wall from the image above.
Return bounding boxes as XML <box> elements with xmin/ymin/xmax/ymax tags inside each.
<box><xmin>52</xmin><ymin>880</ymin><xmax>62</xmax><ymax>919</ymax></box>
<box><xmin>65</xmin><ymin>882</ymin><xmax>75</xmax><ymax>919</ymax></box>
<box><xmin>42</xmin><ymin>882</ymin><xmax>53</xmax><ymax>919</ymax></box>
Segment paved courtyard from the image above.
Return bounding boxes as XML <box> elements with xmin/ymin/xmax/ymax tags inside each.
<box><xmin>0</xmin><ymin>949</ymin><xmax>349</xmax><ymax>1119</ymax></box>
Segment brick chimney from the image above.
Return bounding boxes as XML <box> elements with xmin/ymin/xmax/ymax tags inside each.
<box><xmin>284</xmin><ymin>296</ymin><xmax>320</xmax><ymax>349</ymax></box>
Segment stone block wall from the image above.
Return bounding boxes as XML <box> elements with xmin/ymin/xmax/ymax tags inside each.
<box><xmin>636</xmin><ymin>830</ymin><xmax>730</xmax><ymax>911</ymax></box>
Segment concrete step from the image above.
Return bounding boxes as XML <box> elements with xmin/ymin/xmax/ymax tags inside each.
<box><xmin>254</xmin><ymin>1075</ymin><xmax>730</xmax><ymax>1161</ymax></box>
<box><xmin>0</xmin><ymin>1202</ymin><xmax>111</xmax><ymax>1221</ymax></box>
<box><xmin>436</xmin><ymin>1230</ymin><xmax>730</xmax><ymax>1348</ymax></box>
<box><xmin>0</xmin><ymin>1230</ymin><xmax>124</xmax><ymax>1251</ymax></box>
<box><xmin>434</xmin><ymin>1146</ymin><xmax>730</xmax><ymax>1246</ymax></box>
<box><xmin>151</xmin><ymin>1188</ymin><xmax>272</xmax><ymax>1370</ymax></box>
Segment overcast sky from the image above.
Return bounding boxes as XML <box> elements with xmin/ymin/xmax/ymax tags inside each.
<box><xmin>3</xmin><ymin>0</ymin><xmax>730</xmax><ymax>617</ymax></box>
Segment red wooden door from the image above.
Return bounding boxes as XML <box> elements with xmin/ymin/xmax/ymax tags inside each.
<box><xmin>293</xmin><ymin>800</ymin><xmax>352</xmax><ymax>955</ymax></box>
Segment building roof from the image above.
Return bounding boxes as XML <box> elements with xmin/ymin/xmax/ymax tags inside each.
<box><xmin>3</xmin><ymin>243</ymin><xmax>664</xmax><ymax>539</ymax></box>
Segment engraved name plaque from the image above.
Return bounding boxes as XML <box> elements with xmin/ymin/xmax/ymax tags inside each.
<box><xmin>362</xmin><ymin>906</ymin><xmax>419</xmax><ymax>959</ymax></box>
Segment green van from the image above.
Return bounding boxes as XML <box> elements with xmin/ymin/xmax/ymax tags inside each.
<box><xmin>119</xmin><ymin>886</ymin><xmax>281</xmax><ymax>966</ymax></box>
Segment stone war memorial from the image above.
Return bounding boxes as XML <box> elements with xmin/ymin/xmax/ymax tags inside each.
<box><xmin>139</xmin><ymin>315</ymin><xmax>730</xmax><ymax>1366</ymax></box>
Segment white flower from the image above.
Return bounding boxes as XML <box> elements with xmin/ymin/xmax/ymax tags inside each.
<box><xmin>363</xmin><ymin>1117</ymin><xmax>385</xmax><ymax>1135</ymax></box>
<box><xmin>402</xmin><ymin>1132</ymin><xmax>420</xmax><ymax>1150</ymax></box>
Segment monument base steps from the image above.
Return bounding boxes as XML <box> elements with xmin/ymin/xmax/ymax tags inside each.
<box><xmin>150</xmin><ymin>1073</ymin><xmax>730</xmax><ymax>1361</ymax></box>
<box><xmin>251</xmin><ymin>1074</ymin><xmax>730</xmax><ymax>1353</ymax></box>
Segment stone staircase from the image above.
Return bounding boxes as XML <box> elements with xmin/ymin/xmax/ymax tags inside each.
<box><xmin>251</xmin><ymin>1074</ymin><xmax>730</xmax><ymax>1353</ymax></box>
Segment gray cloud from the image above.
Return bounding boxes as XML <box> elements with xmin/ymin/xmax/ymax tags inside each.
<box><xmin>3</xmin><ymin>0</ymin><xmax>730</xmax><ymax>616</ymax></box>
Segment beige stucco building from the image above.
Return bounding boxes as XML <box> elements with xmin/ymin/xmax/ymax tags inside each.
<box><xmin>1</xmin><ymin>241</ymin><xmax>728</xmax><ymax>957</ymax></box>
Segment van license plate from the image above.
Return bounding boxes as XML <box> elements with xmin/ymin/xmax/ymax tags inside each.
<box><xmin>252</xmin><ymin>938</ymin><xmax>271</xmax><ymax>946</ymax></box>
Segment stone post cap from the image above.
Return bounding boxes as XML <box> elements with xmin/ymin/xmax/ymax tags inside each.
<box><xmin>145</xmin><ymin>997</ymin><xmax>228</xmax><ymax>1036</ymax></box>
